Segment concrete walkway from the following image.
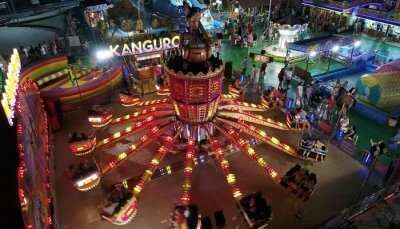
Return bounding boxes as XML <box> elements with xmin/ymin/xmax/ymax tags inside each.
<box><xmin>51</xmin><ymin>93</ymin><xmax>377</xmax><ymax>229</ymax></box>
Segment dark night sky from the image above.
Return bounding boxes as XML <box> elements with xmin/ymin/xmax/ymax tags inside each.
<box><xmin>0</xmin><ymin>111</ymin><xmax>24</xmax><ymax>228</ymax></box>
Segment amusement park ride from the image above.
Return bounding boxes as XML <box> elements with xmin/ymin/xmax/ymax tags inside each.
<box><xmin>67</xmin><ymin>4</ymin><xmax>314</xmax><ymax>227</ymax></box>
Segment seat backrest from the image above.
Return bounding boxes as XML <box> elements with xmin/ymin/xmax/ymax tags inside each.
<box><xmin>201</xmin><ymin>216</ymin><xmax>213</xmax><ymax>229</ymax></box>
<box><xmin>214</xmin><ymin>210</ymin><xmax>226</xmax><ymax>227</ymax></box>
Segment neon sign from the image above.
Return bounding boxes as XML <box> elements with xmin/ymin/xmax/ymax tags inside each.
<box><xmin>110</xmin><ymin>36</ymin><xmax>180</xmax><ymax>56</ymax></box>
<box><xmin>1</xmin><ymin>48</ymin><xmax>21</xmax><ymax>126</ymax></box>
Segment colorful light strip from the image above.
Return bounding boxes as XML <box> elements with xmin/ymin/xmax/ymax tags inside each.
<box><xmin>210</xmin><ymin>139</ymin><xmax>243</xmax><ymax>200</ymax></box>
<box><xmin>218</xmin><ymin>111</ymin><xmax>289</xmax><ymax>130</ymax></box>
<box><xmin>1</xmin><ymin>48</ymin><xmax>21</xmax><ymax>126</ymax></box>
<box><xmin>180</xmin><ymin>139</ymin><xmax>195</xmax><ymax>205</ymax></box>
<box><xmin>213</xmin><ymin>123</ymin><xmax>279</xmax><ymax>180</ymax></box>
<box><xmin>216</xmin><ymin>117</ymin><xmax>297</xmax><ymax>158</ymax></box>
<box><xmin>101</xmin><ymin>121</ymin><xmax>176</xmax><ymax>175</ymax></box>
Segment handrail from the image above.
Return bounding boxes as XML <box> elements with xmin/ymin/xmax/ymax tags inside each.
<box><xmin>316</xmin><ymin>181</ymin><xmax>400</xmax><ymax>228</ymax></box>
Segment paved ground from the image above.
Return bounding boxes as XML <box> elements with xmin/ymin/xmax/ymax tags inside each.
<box><xmin>52</xmin><ymin>91</ymin><xmax>379</xmax><ymax>229</ymax></box>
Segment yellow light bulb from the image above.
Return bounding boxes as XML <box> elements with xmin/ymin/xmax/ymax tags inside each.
<box><xmin>271</xmin><ymin>137</ymin><xmax>280</xmax><ymax>145</ymax></box>
<box><xmin>118</xmin><ymin>152</ymin><xmax>127</xmax><ymax>160</ymax></box>
<box><xmin>227</xmin><ymin>174</ymin><xmax>236</xmax><ymax>184</ymax></box>
<box><xmin>247</xmin><ymin>148</ymin><xmax>255</xmax><ymax>156</ymax></box>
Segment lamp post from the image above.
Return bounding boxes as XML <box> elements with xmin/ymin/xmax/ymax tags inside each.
<box><xmin>67</xmin><ymin>65</ymin><xmax>83</xmax><ymax>106</ymax></box>
<box><xmin>96</xmin><ymin>49</ymin><xmax>113</xmax><ymax>61</ymax></box>
<box><xmin>95</xmin><ymin>49</ymin><xmax>114</xmax><ymax>103</ymax></box>
<box><xmin>350</xmin><ymin>40</ymin><xmax>361</xmax><ymax>63</ymax></box>
<box><xmin>267</xmin><ymin>0</ymin><xmax>272</xmax><ymax>32</ymax></box>
<box><xmin>305</xmin><ymin>51</ymin><xmax>317</xmax><ymax>72</ymax></box>
<box><xmin>327</xmin><ymin>45</ymin><xmax>340</xmax><ymax>72</ymax></box>
<box><xmin>284</xmin><ymin>49</ymin><xmax>291</xmax><ymax>68</ymax></box>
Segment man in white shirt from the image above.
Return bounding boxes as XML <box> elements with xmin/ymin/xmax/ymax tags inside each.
<box><xmin>40</xmin><ymin>43</ymin><xmax>47</xmax><ymax>56</ymax></box>
<box><xmin>251</xmin><ymin>64</ymin><xmax>259</xmax><ymax>86</ymax></box>
<box><xmin>23</xmin><ymin>47</ymin><xmax>29</xmax><ymax>58</ymax></box>
<box><xmin>284</xmin><ymin>67</ymin><xmax>293</xmax><ymax>89</ymax></box>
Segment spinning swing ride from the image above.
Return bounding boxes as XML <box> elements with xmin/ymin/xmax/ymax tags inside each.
<box><xmin>68</xmin><ymin>5</ymin><xmax>311</xmax><ymax>226</ymax></box>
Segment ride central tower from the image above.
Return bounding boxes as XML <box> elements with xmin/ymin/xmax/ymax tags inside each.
<box><xmin>165</xmin><ymin>7</ymin><xmax>224</xmax><ymax>125</ymax></box>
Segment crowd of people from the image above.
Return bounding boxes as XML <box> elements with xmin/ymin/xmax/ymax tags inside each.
<box><xmin>307</xmin><ymin>8</ymin><xmax>348</xmax><ymax>33</ymax></box>
<box><xmin>18</xmin><ymin>38</ymin><xmax>64</xmax><ymax>66</ymax></box>
<box><xmin>232</xmin><ymin>55</ymin><xmax>359</xmax><ymax>138</ymax></box>
<box><xmin>292</xmin><ymin>77</ymin><xmax>357</xmax><ymax>141</ymax></box>
<box><xmin>262</xmin><ymin>87</ymin><xmax>286</xmax><ymax>108</ymax></box>
<box><xmin>226</xmin><ymin>14</ymin><xmax>258</xmax><ymax>48</ymax></box>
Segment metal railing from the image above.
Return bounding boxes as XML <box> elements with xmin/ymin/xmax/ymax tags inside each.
<box><xmin>0</xmin><ymin>0</ymin><xmax>78</xmax><ymax>22</ymax></box>
<box><xmin>316</xmin><ymin>182</ymin><xmax>400</xmax><ymax>229</ymax></box>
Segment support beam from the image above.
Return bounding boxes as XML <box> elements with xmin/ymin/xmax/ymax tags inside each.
<box><xmin>111</xmin><ymin>105</ymin><xmax>174</xmax><ymax>126</ymax></box>
<box><xmin>216</xmin><ymin>117</ymin><xmax>299</xmax><ymax>159</ymax></box>
<box><xmin>97</xmin><ymin>116</ymin><xmax>173</xmax><ymax>149</ymax></box>
<box><xmin>217</xmin><ymin>110</ymin><xmax>290</xmax><ymax>131</ymax></box>
<box><xmin>180</xmin><ymin>139</ymin><xmax>196</xmax><ymax>206</ymax></box>
<box><xmin>218</xmin><ymin>100</ymin><xmax>266</xmax><ymax>112</ymax></box>
<box><xmin>213</xmin><ymin>123</ymin><xmax>280</xmax><ymax>181</ymax></box>
<box><xmin>101</xmin><ymin>121</ymin><xmax>177</xmax><ymax>175</ymax></box>
<box><xmin>209</xmin><ymin>138</ymin><xmax>243</xmax><ymax>200</ymax></box>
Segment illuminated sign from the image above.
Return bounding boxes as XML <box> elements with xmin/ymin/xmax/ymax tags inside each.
<box><xmin>1</xmin><ymin>48</ymin><xmax>21</xmax><ymax>126</ymax></box>
<box><xmin>110</xmin><ymin>36</ymin><xmax>181</xmax><ymax>56</ymax></box>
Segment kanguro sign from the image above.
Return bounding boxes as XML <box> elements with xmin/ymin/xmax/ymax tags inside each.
<box><xmin>110</xmin><ymin>36</ymin><xmax>181</xmax><ymax>56</ymax></box>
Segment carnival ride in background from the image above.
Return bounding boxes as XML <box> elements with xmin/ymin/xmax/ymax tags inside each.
<box><xmin>120</xmin><ymin>0</ymin><xmax>223</xmax><ymax>36</ymax></box>
<box><xmin>19</xmin><ymin>56</ymin><xmax>122</xmax><ymax>111</ymax></box>
<box><xmin>153</xmin><ymin>0</ymin><xmax>224</xmax><ymax>32</ymax></box>
<box><xmin>66</xmin><ymin>6</ymin><xmax>321</xmax><ymax>226</ymax></box>
<box><xmin>288</xmin><ymin>35</ymin><xmax>363</xmax><ymax>65</ymax></box>
<box><xmin>356</xmin><ymin>59</ymin><xmax>400</xmax><ymax>113</ymax></box>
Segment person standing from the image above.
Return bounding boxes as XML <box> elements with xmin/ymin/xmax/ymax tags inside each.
<box><xmin>40</xmin><ymin>42</ymin><xmax>47</xmax><ymax>56</ymax></box>
<box><xmin>28</xmin><ymin>45</ymin><xmax>35</xmax><ymax>62</ymax></box>
<box><xmin>34</xmin><ymin>45</ymin><xmax>41</xmax><ymax>60</ymax></box>
<box><xmin>23</xmin><ymin>46</ymin><xmax>29</xmax><ymax>59</ymax></box>
<box><xmin>278</xmin><ymin>67</ymin><xmax>285</xmax><ymax>89</ymax></box>
<box><xmin>295</xmin><ymin>82</ymin><xmax>304</xmax><ymax>108</ymax></box>
<box><xmin>259</xmin><ymin>63</ymin><xmax>267</xmax><ymax>87</ymax></box>
<box><xmin>305</xmin><ymin>83</ymin><xmax>313</xmax><ymax>107</ymax></box>
<box><xmin>332</xmin><ymin>79</ymin><xmax>341</xmax><ymax>99</ymax></box>
<box><xmin>52</xmin><ymin>41</ymin><xmax>58</xmax><ymax>55</ymax></box>
<box><xmin>284</xmin><ymin>66</ymin><xmax>293</xmax><ymax>90</ymax></box>
<box><xmin>327</xmin><ymin>95</ymin><xmax>336</xmax><ymax>121</ymax></box>
<box><xmin>248</xmin><ymin>32</ymin><xmax>254</xmax><ymax>47</ymax></box>
<box><xmin>240</xmin><ymin>56</ymin><xmax>250</xmax><ymax>76</ymax></box>
<box><xmin>251</xmin><ymin>64</ymin><xmax>259</xmax><ymax>85</ymax></box>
